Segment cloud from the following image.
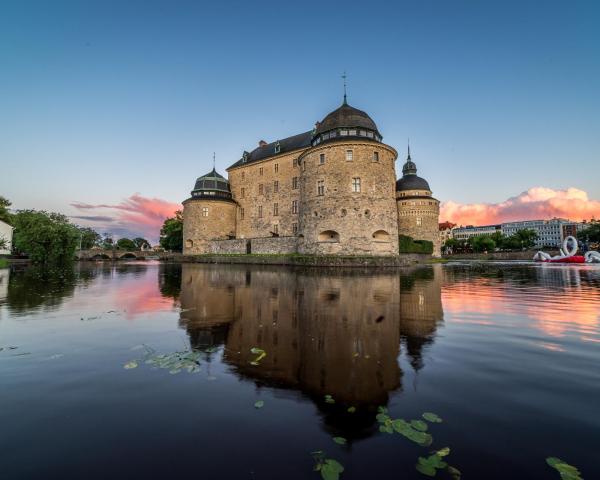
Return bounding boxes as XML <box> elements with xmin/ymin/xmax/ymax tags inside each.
<box><xmin>441</xmin><ymin>187</ymin><xmax>600</xmax><ymax>226</ymax></box>
<box><xmin>71</xmin><ymin>194</ymin><xmax>181</xmax><ymax>243</ymax></box>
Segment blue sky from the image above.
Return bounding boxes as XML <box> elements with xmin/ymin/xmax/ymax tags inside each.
<box><xmin>1</xmin><ymin>0</ymin><xmax>599</xmax><ymax>239</ymax></box>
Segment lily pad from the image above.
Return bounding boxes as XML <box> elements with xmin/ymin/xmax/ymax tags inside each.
<box><xmin>546</xmin><ymin>457</ymin><xmax>583</xmax><ymax>479</ymax></box>
<box><xmin>254</xmin><ymin>400</ymin><xmax>264</xmax><ymax>409</ymax></box>
<box><xmin>436</xmin><ymin>447</ymin><xmax>450</xmax><ymax>457</ymax></box>
<box><xmin>422</xmin><ymin>412</ymin><xmax>443</xmax><ymax>423</ymax></box>
<box><xmin>447</xmin><ymin>465</ymin><xmax>461</xmax><ymax>480</ymax></box>
<box><xmin>123</xmin><ymin>360</ymin><xmax>138</xmax><ymax>369</ymax></box>
<box><xmin>324</xmin><ymin>394</ymin><xmax>335</xmax><ymax>404</ymax></box>
<box><xmin>411</xmin><ymin>419</ymin><xmax>429</xmax><ymax>432</ymax></box>
<box><xmin>347</xmin><ymin>406</ymin><xmax>356</xmax><ymax>413</ymax></box>
<box><xmin>332</xmin><ymin>436</ymin><xmax>347</xmax><ymax>445</ymax></box>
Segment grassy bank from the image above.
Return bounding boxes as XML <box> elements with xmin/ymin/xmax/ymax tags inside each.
<box><xmin>0</xmin><ymin>258</ymin><xmax>9</xmax><ymax>268</ymax></box>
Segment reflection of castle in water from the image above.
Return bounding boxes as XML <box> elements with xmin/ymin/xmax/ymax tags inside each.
<box><xmin>177</xmin><ymin>264</ymin><xmax>443</xmax><ymax>412</ymax></box>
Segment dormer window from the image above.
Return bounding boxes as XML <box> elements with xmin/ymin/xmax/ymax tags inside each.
<box><xmin>242</xmin><ymin>151</ymin><xmax>249</xmax><ymax>163</ymax></box>
<box><xmin>274</xmin><ymin>141</ymin><xmax>281</xmax><ymax>154</ymax></box>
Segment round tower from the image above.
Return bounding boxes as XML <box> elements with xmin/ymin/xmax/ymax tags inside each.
<box><xmin>182</xmin><ymin>168</ymin><xmax>236</xmax><ymax>254</ymax></box>
<box><xmin>395</xmin><ymin>148</ymin><xmax>440</xmax><ymax>256</ymax></box>
<box><xmin>298</xmin><ymin>100</ymin><xmax>399</xmax><ymax>256</ymax></box>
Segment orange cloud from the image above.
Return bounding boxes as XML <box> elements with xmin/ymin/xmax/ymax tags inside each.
<box><xmin>71</xmin><ymin>194</ymin><xmax>181</xmax><ymax>243</ymax></box>
<box><xmin>441</xmin><ymin>187</ymin><xmax>600</xmax><ymax>226</ymax></box>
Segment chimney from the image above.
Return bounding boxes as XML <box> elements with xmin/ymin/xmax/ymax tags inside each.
<box><xmin>259</xmin><ymin>140</ymin><xmax>268</xmax><ymax>147</ymax></box>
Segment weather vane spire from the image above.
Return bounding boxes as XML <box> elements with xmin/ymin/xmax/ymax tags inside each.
<box><xmin>213</xmin><ymin>152</ymin><xmax>216</xmax><ymax>170</ymax></box>
<box><xmin>342</xmin><ymin>71</ymin><xmax>347</xmax><ymax>104</ymax></box>
<box><xmin>407</xmin><ymin>139</ymin><xmax>411</xmax><ymax>159</ymax></box>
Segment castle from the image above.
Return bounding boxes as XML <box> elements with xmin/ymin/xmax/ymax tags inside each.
<box><xmin>182</xmin><ymin>97</ymin><xmax>440</xmax><ymax>257</ymax></box>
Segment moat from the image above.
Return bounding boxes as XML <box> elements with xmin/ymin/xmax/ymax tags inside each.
<box><xmin>1</xmin><ymin>262</ymin><xmax>598</xmax><ymax>479</ymax></box>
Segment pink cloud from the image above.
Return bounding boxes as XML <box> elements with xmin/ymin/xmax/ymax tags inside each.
<box><xmin>71</xmin><ymin>194</ymin><xmax>181</xmax><ymax>243</ymax></box>
<box><xmin>441</xmin><ymin>187</ymin><xmax>600</xmax><ymax>226</ymax></box>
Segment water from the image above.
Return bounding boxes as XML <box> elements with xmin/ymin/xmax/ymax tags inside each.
<box><xmin>0</xmin><ymin>261</ymin><xmax>598</xmax><ymax>479</ymax></box>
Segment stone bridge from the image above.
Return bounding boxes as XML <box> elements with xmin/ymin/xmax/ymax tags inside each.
<box><xmin>75</xmin><ymin>249</ymin><xmax>172</xmax><ymax>261</ymax></box>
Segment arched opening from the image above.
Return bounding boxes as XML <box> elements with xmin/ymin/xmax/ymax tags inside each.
<box><xmin>91</xmin><ymin>254</ymin><xmax>111</xmax><ymax>260</ymax></box>
<box><xmin>372</xmin><ymin>230</ymin><xmax>390</xmax><ymax>242</ymax></box>
<box><xmin>119</xmin><ymin>253</ymin><xmax>137</xmax><ymax>259</ymax></box>
<box><xmin>186</xmin><ymin>239</ymin><xmax>194</xmax><ymax>249</ymax></box>
<box><xmin>318</xmin><ymin>230</ymin><xmax>340</xmax><ymax>243</ymax></box>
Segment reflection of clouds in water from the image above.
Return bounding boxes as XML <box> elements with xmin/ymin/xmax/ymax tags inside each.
<box><xmin>442</xmin><ymin>265</ymin><xmax>600</xmax><ymax>342</ymax></box>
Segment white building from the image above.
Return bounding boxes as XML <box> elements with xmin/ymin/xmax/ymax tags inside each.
<box><xmin>501</xmin><ymin>218</ymin><xmax>583</xmax><ymax>248</ymax></box>
<box><xmin>452</xmin><ymin>224</ymin><xmax>502</xmax><ymax>241</ymax></box>
<box><xmin>0</xmin><ymin>220</ymin><xmax>13</xmax><ymax>256</ymax></box>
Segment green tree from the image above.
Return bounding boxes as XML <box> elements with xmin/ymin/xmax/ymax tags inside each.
<box><xmin>12</xmin><ymin>210</ymin><xmax>80</xmax><ymax>264</ymax></box>
<box><xmin>133</xmin><ymin>237</ymin><xmax>151</xmax><ymax>250</ymax></box>
<box><xmin>0</xmin><ymin>196</ymin><xmax>12</xmax><ymax>224</ymax></box>
<box><xmin>77</xmin><ymin>226</ymin><xmax>102</xmax><ymax>249</ymax></box>
<box><xmin>577</xmin><ymin>223</ymin><xmax>600</xmax><ymax>243</ymax></box>
<box><xmin>468</xmin><ymin>235</ymin><xmax>496</xmax><ymax>253</ymax></box>
<box><xmin>160</xmin><ymin>211</ymin><xmax>183</xmax><ymax>252</ymax></box>
<box><xmin>101</xmin><ymin>234</ymin><xmax>114</xmax><ymax>249</ymax></box>
<box><xmin>514</xmin><ymin>228</ymin><xmax>538</xmax><ymax>249</ymax></box>
<box><xmin>116</xmin><ymin>238</ymin><xmax>137</xmax><ymax>250</ymax></box>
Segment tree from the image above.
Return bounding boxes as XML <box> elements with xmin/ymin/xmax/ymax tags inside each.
<box><xmin>577</xmin><ymin>223</ymin><xmax>600</xmax><ymax>244</ymax></box>
<box><xmin>468</xmin><ymin>235</ymin><xmax>496</xmax><ymax>253</ymax></box>
<box><xmin>116</xmin><ymin>238</ymin><xmax>137</xmax><ymax>250</ymax></box>
<box><xmin>101</xmin><ymin>234</ymin><xmax>114</xmax><ymax>250</ymax></box>
<box><xmin>77</xmin><ymin>227</ymin><xmax>102</xmax><ymax>249</ymax></box>
<box><xmin>133</xmin><ymin>237</ymin><xmax>151</xmax><ymax>250</ymax></box>
<box><xmin>514</xmin><ymin>228</ymin><xmax>538</xmax><ymax>249</ymax></box>
<box><xmin>0</xmin><ymin>196</ymin><xmax>12</xmax><ymax>224</ymax></box>
<box><xmin>160</xmin><ymin>211</ymin><xmax>183</xmax><ymax>252</ymax></box>
<box><xmin>12</xmin><ymin>210</ymin><xmax>80</xmax><ymax>263</ymax></box>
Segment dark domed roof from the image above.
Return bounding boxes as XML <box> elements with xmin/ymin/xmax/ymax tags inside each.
<box><xmin>396</xmin><ymin>175</ymin><xmax>431</xmax><ymax>192</ymax></box>
<box><xmin>396</xmin><ymin>149</ymin><xmax>432</xmax><ymax>192</ymax></box>
<box><xmin>188</xmin><ymin>167</ymin><xmax>234</xmax><ymax>202</ymax></box>
<box><xmin>315</xmin><ymin>102</ymin><xmax>379</xmax><ymax>135</ymax></box>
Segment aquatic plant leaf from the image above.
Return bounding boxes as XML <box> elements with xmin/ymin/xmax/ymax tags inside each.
<box><xmin>411</xmin><ymin>420</ymin><xmax>429</xmax><ymax>432</ymax></box>
<box><xmin>324</xmin><ymin>394</ymin><xmax>335</xmax><ymax>404</ymax></box>
<box><xmin>254</xmin><ymin>400</ymin><xmax>264</xmax><ymax>409</ymax></box>
<box><xmin>320</xmin><ymin>459</ymin><xmax>344</xmax><ymax>480</ymax></box>
<box><xmin>124</xmin><ymin>361</ymin><xmax>138</xmax><ymax>369</ymax></box>
<box><xmin>447</xmin><ymin>466</ymin><xmax>461</xmax><ymax>479</ymax></box>
<box><xmin>436</xmin><ymin>447</ymin><xmax>450</xmax><ymax>457</ymax></box>
<box><xmin>169</xmin><ymin>369</ymin><xmax>181</xmax><ymax>374</ymax></box>
<box><xmin>416</xmin><ymin>463</ymin><xmax>436</xmax><ymax>477</ymax></box>
<box><xmin>250</xmin><ymin>347</ymin><xmax>265</xmax><ymax>354</ymax></box>
<box><xmin>546</xmin><ymin>457</ymin><xmax>583</xmax><ymax>479</ymax></box>
<box><xmin>422</xmin><ymin>412</ymin><xmax>443</xmax><ymax>423</ymax></box>
<box><xmin>377</xmin><ymin>406</ymin><xmax>388</xmax><ymax>414</ymax></box>
<box><xmin>332</xmin><ymin>437</ymin><xmax>347</xmax><ymax>445</ymax></box>
<box><xmin>347</xmin><ymin>406</ymin><xmax>356</xmax><ymax>413</ymax></box>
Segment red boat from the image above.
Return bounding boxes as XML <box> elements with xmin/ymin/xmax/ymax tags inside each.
<box><xmin>545</xmin><ymin>256</ymin><xmax>586</xmax><ymax>264</ymax></box>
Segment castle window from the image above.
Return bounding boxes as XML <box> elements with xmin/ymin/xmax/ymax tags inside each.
<box><xmin>274</xmin><ymin>141</ymin><xmax>281</xmax><ymax>154</ymax></box>
<box><xmin>259</xmin><ymin>167</ymin><xmax>263</xmax><ymax>176</ymax></box>
<box><xmin>360</xmin><ymin>130</ymin><xmax>366</xmax><ymax>136</ymax></box>
<box><xmin>292</xmin><ymin>200</ymin><xmax>298</xmax><ymax>214</ymax></box>
<box><xmin>318</xmin><ymin>230</ymin><xmax>339</xmax><ymax>242</ymax></box>
<box><xmin>292</xmin><ymin>223</ymin><xmax>298</xmax><ymax>234</ymax></box>
<box><xmin>202</xmin><ymin>207</ymin><xmax>209</xmax><ymax>217</ymax></box>
<box><xmin>274</xmin><ymin>180</ymin><xmax>279</xmax><ymax>193</ymax></box>
<box><xmin>317</xmin><ymin>180</ymin><xmax>325</xmax><ymax>196</ymax></box>
<box><xmin>293</xmin><ymin>158</ymin><xmax>298</xmax><ymax>168</ymax></box>
<box><xmin>349</xmin><ymin>129</ymin><xmax>356</xmax><ymax>136</ymax></box>
<box><xmin>373</xmin><ymin>151</ymin><xmax>379</xmax><ymax>162</ymax></box>
<box><xmin>274</xmin><ymin>163</ymin><xmax>279</xmax><ymax>173</ymax></box>
<box><xmin>241</xmin><ymin>187</ymin><xmax>245</xmax><ymax>198</ymax></box>
<box><xmin>346</xmin><ymin>150</ymin><xmax>353</xmax><ymax>161</ymax></box>
<box><xmin>273</xmin><ymin>224</ymin><xmax>278</xmax><ymax>235</ymax></box>
<box><xmin>367</xmin><ymin>131</ymin><xmax>374</xmax><ymax>138</ymax></box>
<box><xmin>258</xmin><ymin>206</ymin><xmax>263</xmax><ymax>218</ymax></box>
<box><xmin>352</xmin><ymin>177</ymin><xmax>361</xmax><ymax>193</ymax></box>
<box><xmin>416</xmin><ymin>217</ymin><xmax>422</xmax><ymax>226</ymax></box>
<box><xmin>319</xmin><ymin>153</ymin><xmax>325</xmax><ymax>165</ymax></box>
<box><xmin>329</xmin><ymin>131</ymin><xmax>336</xmax><ymax>138</ymax></box>
<box><xmin>273</xmin><ymin>203</ymin><xmax>279</xmax><ymax>216</ymax></box>
<box><xmin>186</xmin><ymin>239</ymin><xmax>193</xmax><ymax>248</ymax></box>
<box><xmin>240</xmin><ymin>208</ymin><xmax>245</xmax><ymax>220</ymax></box>
<box><xmin>242</xmin><ymin>171</ymin><xmax>245</xmax><ymax>180</ymax></box>
<box><xmin>292</xmin><ymin>176</ymin><xmax>298</xmax><ymax>189</ymax></box>
<box><xmin>259</xmin><ymin>184</ymin><xmax>263</xmax><ymax>195</ymax></box>
<box><xmin>340</xmin><ymin>130</ymin><xmax>348</xmax><ymax>136</ymax></box>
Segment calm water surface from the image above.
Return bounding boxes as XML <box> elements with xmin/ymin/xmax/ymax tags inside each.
<box><xmin>0</xmin><ymin>262</ymin><xmax>598</xmax><ymax>479</ymax></box>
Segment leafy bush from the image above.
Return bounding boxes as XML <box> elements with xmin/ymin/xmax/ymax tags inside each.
<box><xmin>399</xmin><ymin>235</ymin><xmax>433</xmax><ymax>254</ymax></box>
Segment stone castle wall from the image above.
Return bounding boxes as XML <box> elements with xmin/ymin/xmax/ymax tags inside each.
<box><xmin>227</xmin><ymin>147</ymin><xmax>309</xmax><ymax>239</ymax></box>
<box><xmin>396</xmin><ymin>188</ymin><xmax>441</xmax><ymax>257</ymax></box>
<box><xmin>298</xmin><ymin>141</ymin><xmax>399</xmax><ymax>256</ymax></box>
<box><xmin>206</xmin><ymin>236</ymin><xmax>298</xmax><ymax>255</ymax></box>
<box><xmin>183</xmin><ymin>199</ymin><xmax>237</xmax><ymax>255</ymax></box>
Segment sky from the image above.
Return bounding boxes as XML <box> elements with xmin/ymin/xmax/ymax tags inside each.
<box><xmin>1</xmin><ymin>0</ymin><xmax>599</xmax><ymax>242</ymax></box>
